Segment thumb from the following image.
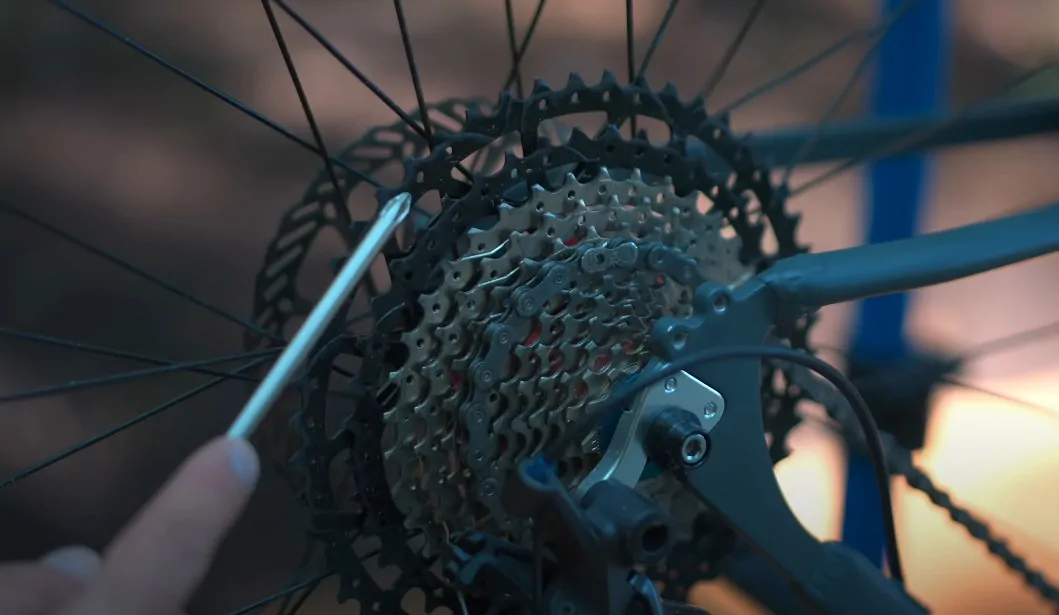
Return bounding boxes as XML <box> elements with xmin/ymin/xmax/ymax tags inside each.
<box><xmin>64</xmin><ymin>437</ymin><xmax>259</xmax><ymax>615</ymax></box>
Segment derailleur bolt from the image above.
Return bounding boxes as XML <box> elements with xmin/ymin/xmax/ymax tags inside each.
<box><xmin>680</xmin><ymin>433</ymin><xmax>709</xmax><ymax>465</ymax></box>
<box><xmin>646</xmin><ymin>406</ymin><xmax>711</xmax><ymax>469</ymax></box>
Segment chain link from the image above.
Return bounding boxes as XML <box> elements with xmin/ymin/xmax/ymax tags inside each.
<box><xmin>789</xmin><ymin>365</ymin><xmax>1059</xmax><ymax>606</ymax></box>
<box><xmin>887</xmin><ymin>444</ymin><xmax>1059</xmax><ymax>605</ymax></box>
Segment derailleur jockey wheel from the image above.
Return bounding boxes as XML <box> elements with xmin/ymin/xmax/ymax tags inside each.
<box><xmin>250</xmin><ymin>75</ymin><xmax>811</xmax><ymax>612</ymax></box>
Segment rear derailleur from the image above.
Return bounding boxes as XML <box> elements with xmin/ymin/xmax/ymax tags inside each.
<box><xmin>443</xmin><ymin>462</ymin><xmax>709</xmax><ymax>615</ymax></box>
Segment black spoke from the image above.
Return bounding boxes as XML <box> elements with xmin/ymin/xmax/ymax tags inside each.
<box><xmin>46</xmin><ymin>0</ymin><xmax>384</xmax><ymax>190</ymax></box>
<box><xmin>718</xmin><ymin>5</ymin><xmax>917</xmax><ymax>115</ymax></box>
<box><xmin>0</xmin><ymin>357</ymin><xmax>271</xmax><ymax>489</ymax></box>
<box><xmin>502</xmin><ymin>0</ymin><xmax>549</xmax><ymax>92</ymax></box>
<box><xmin>962</xmin><ymin>320</ymin><xmax>1059</xmax><ymax>361</ymax></box>
<box><xmin>791</xmin><ymin>62</ymin><xmax>1059</xmax><ymax>197</ymax></box>
<box><xmin>226</xmin><ymin>569</ymin><xmax>336</xmax><ymax>615</ymax></box>
<box><xmin>393</xmin><ymin>0</ymin><xmax>434</xmax><ymax>150</ymax></box>
<box><xmin>504</xmin><ymin>0</ymin><xmax>525</xmax><ymax>97</ymax></box>
<box><xmin>637</xmin><ymin>0</ymin><xmax>680</xmax><ymax>81</ymax></box>
<box><xmin>0</xmin><ymin>348</ymin><xmax>279</xmax><ymax>405</ymax></box>
<box><xmin>0</xmin><ymin>328</ymin><xmax>358</xmax><ymax>400</ymax></box>
<box><xmin>701</xmin><ymin>0</ymin><xmax>765</xmax><ymax>101</ymax></box>
<box><xmin>780</xmin><ymin>0</ymin><xmax>915</xmax><ymax>185</ymax></box>
<box><xmin>0</xmin><ymin>199</ymin><xmax>284</xmax><ymax>344</ymax></box>
<box><xmin>223</xmin><ymin>539</ymin><xmax>405</xmax><ymax>615</ymax></box>
<box><xmin>942</xmin><ymin>376</ymin><xmax>1059</xmax><ymax>419</ymax></box>
<box><xmin>268</xmin><ymin>0</ymin><xmax>472</xmax><ymax>186</ymax></box>
<box><xmin>270</xmin><ymin>0</ymin><xmax>428</xmax><ymax>145</ymax></box>
<box><xmin>260</xmin><ymin>0</ymin><xmax>352</xmax><ymax>235</ymax></box>
<box><xmin>274</xmin><ymin>542</ymin><xmax>318</xmax><ymax>615</ymax></box>
<box><xmin>625</xmin><ymin>0</ymin><xmax>637</xmax><ymax>137</ymax></box>
<box><xmin>278</xmin><ymin>579</ymin><xmax>322</xmax><ymax>615</ymax></box>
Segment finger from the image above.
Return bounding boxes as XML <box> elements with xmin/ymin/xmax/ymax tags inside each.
<box><xmin>66</xmin><ymin>437</ymin><xmax>259</xmax><ymax>615</ymax></box>
<box><xmin>0</xmin><ymin>547</ymin><xmax>100</xmax><ymax>615</ymax></box>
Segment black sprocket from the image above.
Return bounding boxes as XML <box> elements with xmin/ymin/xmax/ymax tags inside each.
<box><xmin>250</xmin><ymin>74</ymin><xmax>815</xmax><ymax>611</ymax></box>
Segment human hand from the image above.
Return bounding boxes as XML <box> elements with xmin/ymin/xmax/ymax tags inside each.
<box><xmin>0</xmin><ymin>437</ymin><xmax>260</xmax><ymax>615</ymax></box>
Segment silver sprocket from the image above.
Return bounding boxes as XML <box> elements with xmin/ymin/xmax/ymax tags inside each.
<box><xmin>382</xmin><ymin>167</ymin><xmax>747</xmax><ymax>541</ymax></box>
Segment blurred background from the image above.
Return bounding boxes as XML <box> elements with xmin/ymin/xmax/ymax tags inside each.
<box><xmin>1</xmin><ymin>1</ymin><xmax>1059</xmax><ymax>613</ymax></box>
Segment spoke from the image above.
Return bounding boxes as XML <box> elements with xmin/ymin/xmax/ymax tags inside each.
<box><xmin>226</xmin><ymin>569</ymin><xmax>336</xmax><ymax>615</ymax></box>
<box><xmin>718</xmin><ymin>3</ymin><xmax>918</xmax><ymax>115</ymax></box>
<box><xmin>223</xmin><ymin>538</ymin><xmax>404</xmax><ymax>615</ymax></box>
<box><xmin>636</xmin><ymin>0</ymin><xmax>680</xmax><ymax>81</ymax></box>
<box><xmin>791</xmin><ymin>62</ymin><xmax>1059</xmax><ymax>197</ymax></box>
<box><xmin>503</xmin><ymin>0</ymin><xmax>548</xmax><ymax>92</ymax></box>
<box><xmin>277</xmin><ymin>580</ymin><xmax>322</xmax><ymax>615</ymax></box>
<box><xmin>270</xmin><ymin>0</ymin><xmax>428</xmax><ymax>144</ymax></box>
<box><xmin>625</xmin><ymin>0</ymin><xmax>637</xmax><ymax>137</ymax></box>
<box><xmin>0</xmin><ymin>357</ymin><xmax>271</xmax><ymax>489</ymax></box>
<box><xmin>275</xmin><ymin>542</ymin><xmax>318</xmax><ymax>615</ymax></box>
<box><xmin>260</xmin><ymin>0</ymin><xmax>352</xmax><ymax>234</ymax></box>
<box><xmin>0</xmin><ymin>199</ymin><xmax>284</xmax><ymax>344</ymax></box>
<box><xmin>700</xmin><ymin>0</ymin><xmax>765</xmax><ymax>101</ymax></box>
<box><xmin>780</xmin><ymin>0</ymin><xmax>916</xmax><ymax>186</ymax></box>
<box><xmin>612</xmin><ymin>0</ymin><xmax>680</xmax><ymax>136</ymax></box>
<box><xmin>271</xmin><ymin>0</ymin><xmax>473</xmax><ymax>184</ymax></box>
<box><xmin>942</xmin><ymin>376</ymin><xmax>1059</xmax><ymax>419</ymax></box>
<box><xmin>393</xmin><ymin>0</ymin><xmax>434</xmax><ymax>150</ymax></box>
<box><xmin>0</xmin><ymin>348</ymin><xmax>279</xmax><ymax>405</ymax></box>
<box><xmin>504</xmin><ymin>0</ymin><xmax>525</xmax><ymax>97</ymax></box>
<box><xmin>47</xmin><ymin>0</ymin><xmax>384</xmax><ymax>190</ymax></box>
<box><xmin>0</xmin><ymin>327</ymin><xmax>356</xmax><ymax>399</ymax></box>
<box><xmin>961</xmin><ymin>320</ymin><xmax>1059</xmax><ymax>361</ymax></box>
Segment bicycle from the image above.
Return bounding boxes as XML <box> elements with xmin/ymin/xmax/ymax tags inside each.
<box><xmin>3</xmin><ymin>1</ymin><xmax>1059</xmax><ymax>614</ymax></box>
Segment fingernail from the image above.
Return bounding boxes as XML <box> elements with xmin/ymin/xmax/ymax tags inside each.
<box><xmin>40</xmin><ymin>545</ymin><xmax>101</xmax><ymax>581</ymax></box>
<box><xmin>227</xmin><ymin>437</ymin><xmax>260</xmax><ymax>486</ymax></box>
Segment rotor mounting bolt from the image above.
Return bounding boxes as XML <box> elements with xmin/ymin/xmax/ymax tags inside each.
<box><xmin>480</xmin><ymin>479</ymin><xmax>498</xmax><ymax>497</ymax></box>
<box><xmin>663</xmin><ymin>377</ymin><xmax>678</xmax><ymax>393</ymax></box>
<box><xmin>703</xmin><ymin>401</ymin><xmax>717</xmax><ymax>419</ymax></box>
<box><xmin>680</xmin><ymin>433</ymin><xmax>709</xmax><ymax>466</ymax></box>
<box><xmin>472</xmin><ymin>410</ymin><xmax>485</xmax><ymax>424</ymax></box>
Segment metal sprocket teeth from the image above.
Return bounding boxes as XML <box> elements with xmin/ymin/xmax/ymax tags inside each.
<box><xmin>381</xmin><ymin>166</ymin><xmax>746</xmax><ymax>543</ymax></box>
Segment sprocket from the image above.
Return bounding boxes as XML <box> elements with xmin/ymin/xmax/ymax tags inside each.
<box><xmin>250</xmin><ymin>74</ymin><xmax>815</xmax><ymax>611</ymax></box>
<box><xmin>383</xmin><ymin>167</ymin><xmax>746</xmax><ymax>542</ymax></box>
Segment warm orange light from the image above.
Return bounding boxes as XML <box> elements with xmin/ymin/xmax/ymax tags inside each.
<box><xmin>694</xmin><ymin>376</ymin><xmax>1059</xmax><ymax>615</ymax></box>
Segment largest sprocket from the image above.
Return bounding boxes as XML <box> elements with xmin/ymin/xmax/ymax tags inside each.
<box><xmin>250</xmin><ymin>74</ymin><xmax>814</xmax><ymax>612</ymax></box>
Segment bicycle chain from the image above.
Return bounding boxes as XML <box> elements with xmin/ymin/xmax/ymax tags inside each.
<box><xmin>253</xmin><ymin>77</ymin><xmax>1059</xmax><ymax>612</ymax></box>
<box><xmin>384</xmin><ymin>168</ymin><xmax>745</xmax><ymax>541</ymax></box>
<box><xmin>359</xmin><ymin>79</ymin><xmax>808</xmax><ymax>604</ymax></box>
<box><xmin>895</xmin><ymin>454</ymin><xmax>1059</xmax><ymax>605</ymax></box>
<box><xmin>464</xmin><ymin>235</ymin><xmax>739</xmax><ymax>529</ymax></box>
<box><xmin>257</xmin><ymin>74</ymin><xmax>812</xmax><ymax>610</ymax></box>
<box><xmin>788</xmin><ymin>367</ymin><xmax>1059</xmax><ymax>607</ymax></box>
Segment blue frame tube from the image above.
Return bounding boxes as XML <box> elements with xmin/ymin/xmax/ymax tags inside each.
<box><xmin>841</xmin><ymin>0</ymin><xmax>948</xmax><ymax>566</ymax></box>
